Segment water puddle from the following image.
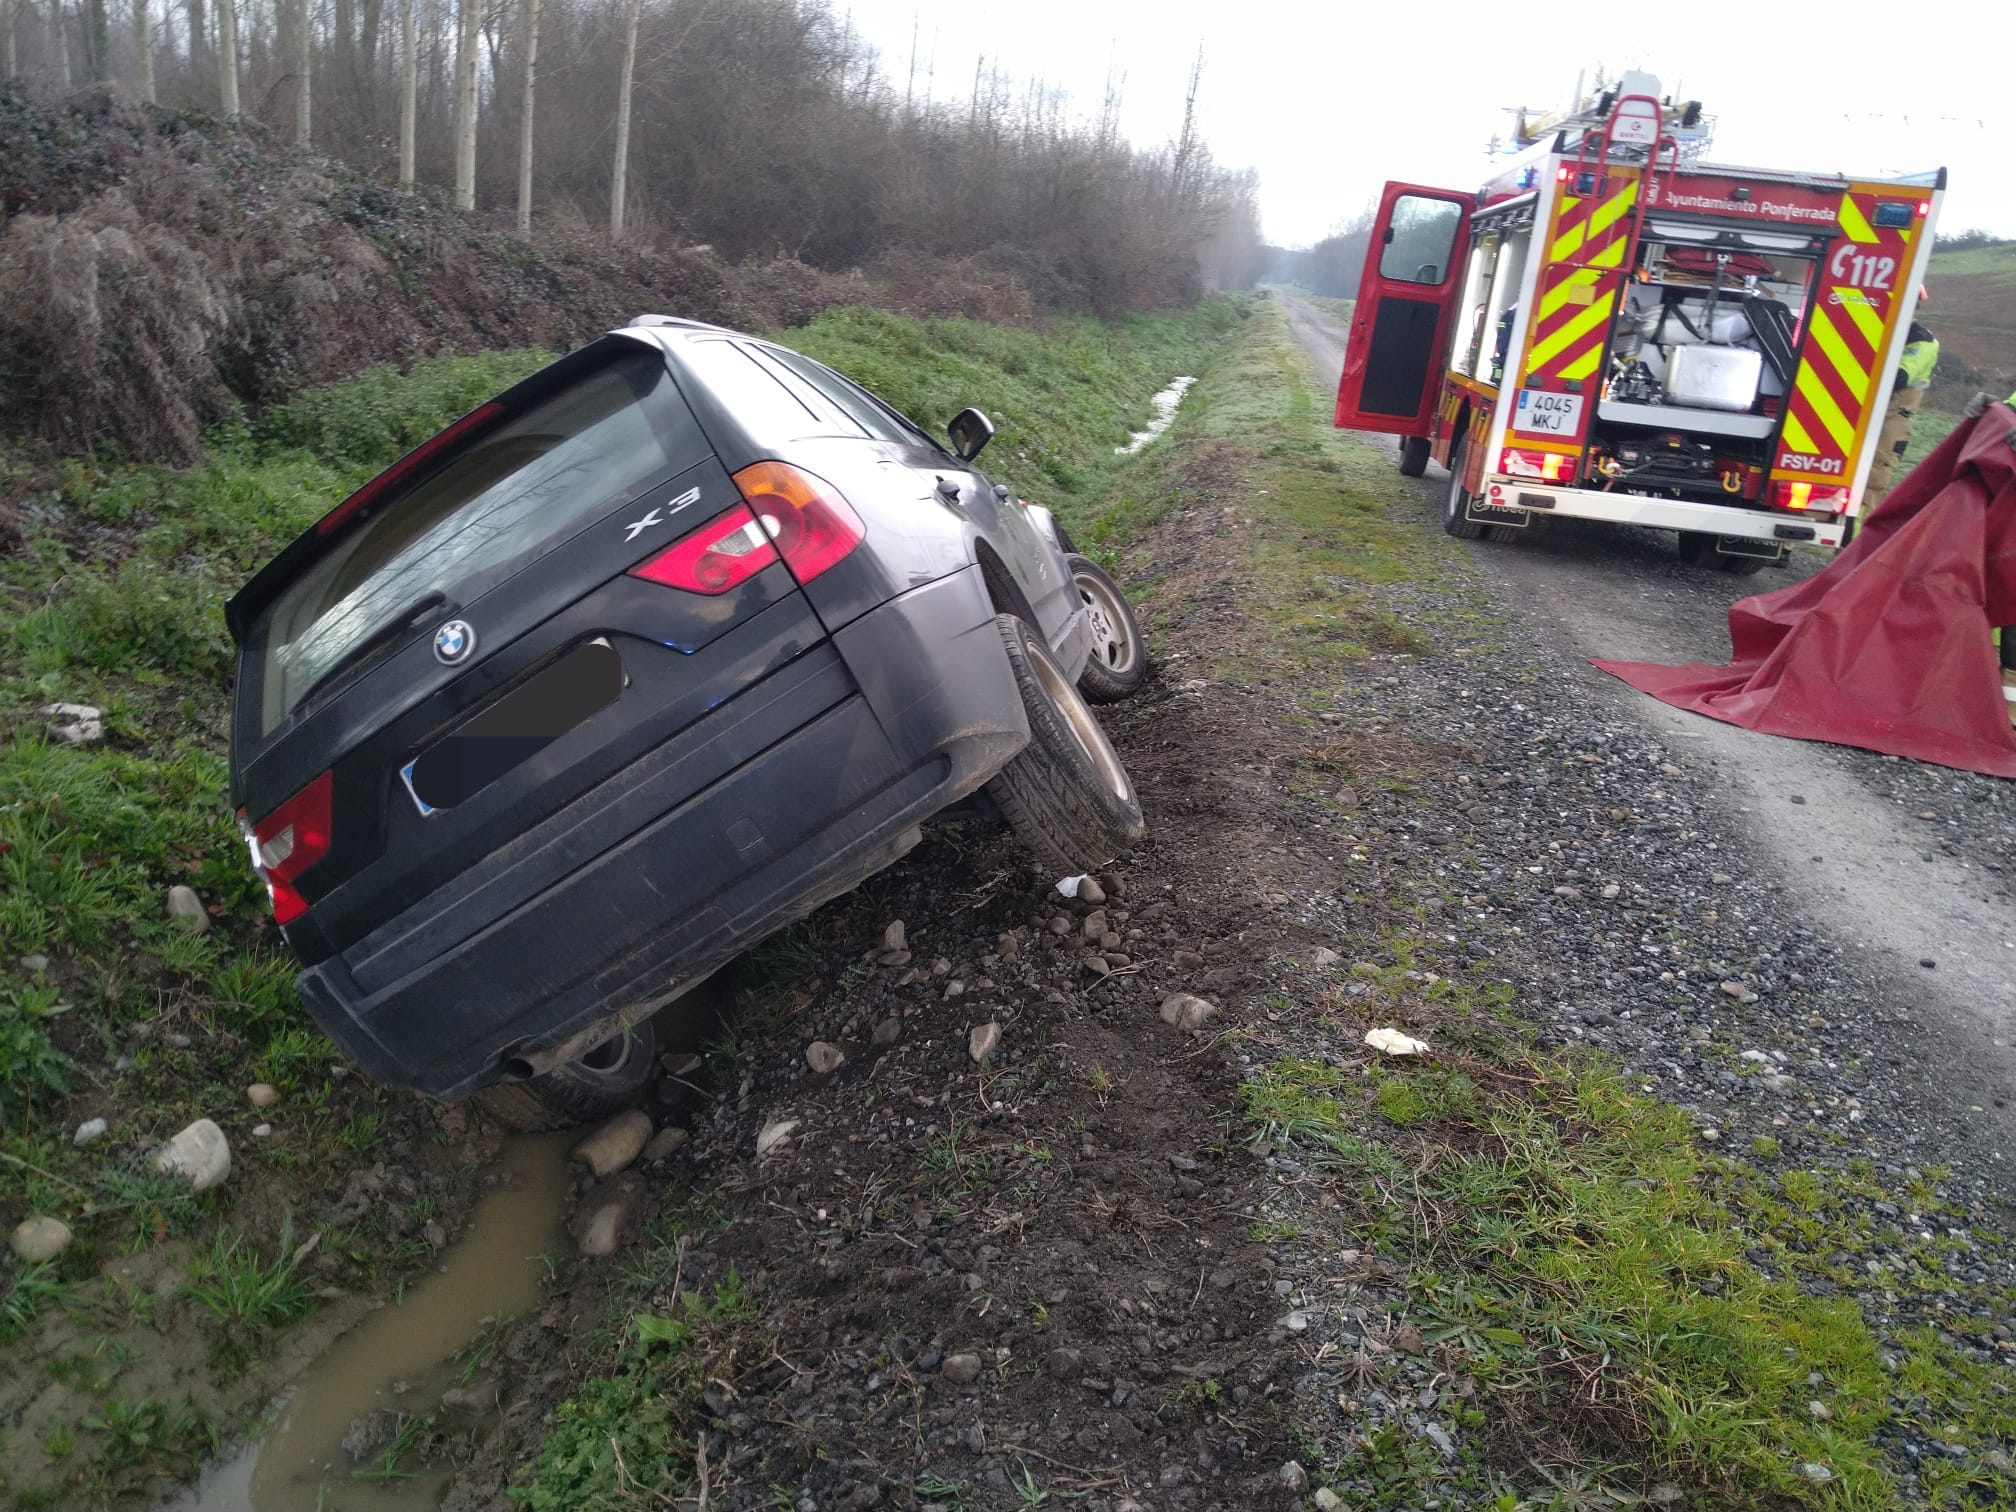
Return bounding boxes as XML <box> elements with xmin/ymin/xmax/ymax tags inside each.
<box><xmin>159</xmin><ymin>1131</ymin><xmax>573</xmax><ymax>1512</ymax></box>
<box><xmin>1115</xmin><ymin>375</ymin><xmax>1197</xmax><ymax>454</ymax></box>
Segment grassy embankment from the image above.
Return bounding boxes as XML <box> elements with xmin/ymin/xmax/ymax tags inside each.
<box><xmin>1216</xmin><ymin>302</ymin><xmax>2015</xmax><ymax>1507</ymax></box>
<box><xmin>0</xmin><ymin>298</ymin><xmax>1238</xmax><ymax>1508</ymax></box>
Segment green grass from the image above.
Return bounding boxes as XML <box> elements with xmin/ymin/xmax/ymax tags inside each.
<box><xmin>509</xmin><ymin>1272</ymin><xmax>754</xmax><ymax>1511</ymax></box>
<box><xmin>787</xmin><ymin>300</ymin><xmax>1241</xmax><ymax>531</ymax></box>
<box><xmin>181</xmin><ymin>1211</ymin><xmax>317</xmax><ymax>1334</ymax></box>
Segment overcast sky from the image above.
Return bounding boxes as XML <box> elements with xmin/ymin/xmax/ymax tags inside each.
<box><xmin>841</xmin><ymin>0</ymin><xmax>2011</xmax><ymax>249</ymax></box>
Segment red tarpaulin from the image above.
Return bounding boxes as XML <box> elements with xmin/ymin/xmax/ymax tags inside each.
<box><xmin>1594</xmin><ymin>404</ymin><xmax>2016</xmax><ymax>778</ymax></box>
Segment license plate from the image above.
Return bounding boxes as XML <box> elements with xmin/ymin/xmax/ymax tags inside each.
<box><xmin>1467</xmin><ymin>501</ymin><xmax>1530</xmax><ymax>527</ymax></box>
<box><xmin>404</xmin><ymin>638</ymin><xmax>624</xmax><ymax>814</ymax></box>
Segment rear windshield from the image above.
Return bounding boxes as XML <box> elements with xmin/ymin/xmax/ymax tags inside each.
<box><xmin>251</xmin><ymin>348</ymin><xmax>685</xmax><ymax>735</ymax></box>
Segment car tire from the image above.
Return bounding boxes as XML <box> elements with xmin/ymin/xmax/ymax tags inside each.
<box><xmin>985</xmin><ymin>613</ymin><xmax>1146</xmax><ymax>873</ymax></box>
<box><xmin>472</xmin><ymin>1019</ymin><xmax>656</xmax><ymax>1131</ymax></box>
<box><xmin>1399</xmin><ymin>435</ymin><xmax>1431</xmax><ymax>478</ymax></box>
<box><xmin>1066</xmin><ymin>554</ymin><xmax>1148</xmax><ymax>703</ymax></box>
<box><xmin>1443</xmin><ymin>436</ymin><xmax>1488</xmax><ymax>540</ymax></box>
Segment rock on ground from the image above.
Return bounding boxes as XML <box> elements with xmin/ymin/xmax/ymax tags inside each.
<box><xmin>166</xmin><ymin>885</ymin><xmax>210</xmax><ymax>933</ymax></box>
<box><xmin>154</xmin><ymin>1118</ymin><xmax>231</xmax><ymax>1191</ymax></box>
<box><xmin>967</xmin><ymin>1022</ymin><xmax>1001</xmax><ymax>1064</ymax></box>
<box><xmin>805</xmin><ymin>1041</ymin><xmax>846</xmax><ymax>1074</ymax></box>
<box><xmin>9</xmin><ymin>1216</ymin><xmax>72</xmax><ymax>1263</ymax></box>
<box><xmin>572</xmin><ymin>1109</ymin><xmax>653</xmax><ymax>1178</ymax></box>
<box><xmin>572</xmin><ymin>1174</ymin><xmax>646</xmax><ymax>1258</ymax></box>
<box><xmin>1159</xmin><ymin>992</ymin><xmax>1220</xmax><ymax>1031</ymax></box>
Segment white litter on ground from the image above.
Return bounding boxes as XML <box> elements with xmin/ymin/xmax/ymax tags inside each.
<box><xmin>1115</xmin><ymin>375</ymin><xmax>1196</xmax><ymax>455</ymax></box>
<box><xmin>1055</xmin><ymin>874</ymin><xmax>1090</xmax><ymax>898</ymax></box>
<box><xmin>1364</xmin><ymin>1027</ymin><xmax>1431</xmax><ymax>1057</ymax></box>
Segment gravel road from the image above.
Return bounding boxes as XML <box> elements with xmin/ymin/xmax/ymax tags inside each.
<box><xmin>1280</xmin><ymin>292</ymin><xmax>2016</xmax><ymax>1168</ymax></box>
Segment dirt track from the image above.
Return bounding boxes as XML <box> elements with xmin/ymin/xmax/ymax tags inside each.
<box><xmin>1281</xmin><ymin>292</ymin><xmax>2016</xmax><ymax>1157</ymax></box>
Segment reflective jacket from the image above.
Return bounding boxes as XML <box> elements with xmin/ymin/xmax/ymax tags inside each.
<box><xmin>1899</xmin><ymin>321</ymin><xmax>1939</xmax><ymax>389</ymax></box>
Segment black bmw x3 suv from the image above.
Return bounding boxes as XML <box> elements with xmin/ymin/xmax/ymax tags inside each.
<box><xmin>227</xmin><ymin>317</ymin><xmax>1150</xmax><ymax>1121</ymax></box>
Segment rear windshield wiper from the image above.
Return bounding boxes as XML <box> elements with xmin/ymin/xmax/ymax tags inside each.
<box><xmin>294</xmin><ymin>589</ymin><xmax>453</xmax><ymax>709</ymax></box>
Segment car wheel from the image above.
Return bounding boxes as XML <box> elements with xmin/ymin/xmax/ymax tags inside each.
<box><xmin>1443</xmin><ymin>436</ymin><xmax>1488</xmax><ymax>540</ymax></box>
<box><xmin>1399</xmin><ymin>435</ymin><xmax>1431</xmax><ymax>478</ymax></box>
<box><xmin>1066</xmin><ymin>554</ymin><xmax>1148</xmax><ymax>703</ymax></box>
<box><xmin>984</xmin><ymin>613</ymin><xmax>1146</xmax><ymax>873</ymax></box>
<box><xmin>472</xmin><ymin>1018</ymin><xmax>656</xmax><ymax>1131</ymax></box>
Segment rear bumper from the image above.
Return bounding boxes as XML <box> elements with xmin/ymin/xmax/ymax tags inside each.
<box><xmin>1484</xmin><ymin>481</ymin><xmax>1846</xmax><ymax>548</ymax></box>
<box><xmin>296</xmin><ymin>566</ymin><xmax>1025</xmax><ymax>1100</ymax></box>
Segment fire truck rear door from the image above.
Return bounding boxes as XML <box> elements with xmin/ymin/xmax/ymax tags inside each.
<box><xmin>1335</xmin><ymin>182</ymin><xmax>1473</xmax><ymax>435</ymax></box>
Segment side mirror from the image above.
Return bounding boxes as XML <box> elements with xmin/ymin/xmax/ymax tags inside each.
<box><xmin>946</xmin><ymin>408</ymin><xmax>995</xmax><ymax>462</ymax></box>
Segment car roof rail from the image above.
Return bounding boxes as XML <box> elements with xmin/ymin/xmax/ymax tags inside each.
<box><xmin>627</xmin><ymin>313</ymin><xmax>734</xmax><ymax>334</ymax></box>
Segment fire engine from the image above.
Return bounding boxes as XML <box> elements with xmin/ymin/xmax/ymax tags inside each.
<box><xmin>1334</xmin><ymin>72</ymin><xmax>1945</xmax><ymax>571</ymax></box>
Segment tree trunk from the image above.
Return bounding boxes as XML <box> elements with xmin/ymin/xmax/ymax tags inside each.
<box><xmin>213</xmin><ymin>0</ymin><xmax>236</xmax><ymax>115</ymax></box>
<box><xmin>451</xmin><ymin>0</ymin><xmax>476</xmax><ymax>210</ymax></box>
<box><xmin>133</xmin><ymin>0</ymin><xmax>154</xmax><ymax>100</ymax></box>
<box><xmin>185</xmin><ymin>0</ymin><xmax>205</xmax><ymax>77</ymax></box>
<box><xmin>293</xmin><ymin>0</ymin><xmax>311</xmax><ymax>144</ymax></box>
<box><xmin>397</xmin><ymin>0</ymin><xmax>415</xmax><ymax>185</ymax></box>
<box><xmin>607</xmin><ymin>0</ymin><xmax>640</xmax><ymax>241</ymax></box>
<box><xmin>84</xmin><ymin>0</ymin><xmax>104</xmax><ymax>77</ymax></box>
<box><xmin>52</xmin><ymin>0</ymin><xmax>70</xmax><ymax>86</ymax></box>
<box><xmin>3</xmin><ymin>0</ymin><xmax>16</xmax><ymax>81</ymax></box>
<box><xmin>513</xmin><ymin>0</ymin><xmax>537</xmax><ymax>236</ymax></box>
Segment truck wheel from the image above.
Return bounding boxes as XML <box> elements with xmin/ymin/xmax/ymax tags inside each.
<box><xmin>1066</xmin><ymin>554</ymin><xmax>1148</xmax><ymax>703</ymax></box>
<box><xmin>985</xmin><ymin>613</ymin><xmax>1146</xmax><ymax>873</ymax></box>
<box><xmin>1677</xmin><ymin>531</ymin><xmax>1718</xmax><ymax>567</ymax></box>
<box><xmin>1443</xmin><ymin>437</ymin><xmax>1488</xmax><ymax>540</ymax></box>
<box><xmin>1399</xmin><ymin>435</ymin><xmax>1431</xmax><ymax>478</ymax></box>
<box><xmin>473</xmin><ymin>1019</ymin><xmax>656</xmax><ymax>1131</ymax></box>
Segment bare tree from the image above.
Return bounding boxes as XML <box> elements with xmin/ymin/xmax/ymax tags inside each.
<box><xmin>451</xmin><ymin>0</ymin><xmax>477</xmax><ymax>208</ymax></box>
<box><xmin>185</xmin><ymin>0</ymin><xmax>205</xmax><ymax>80</ymax></box>
<box><xmin>513</xmin><ymin>0</ymin><xmax>538</xmax><ymax>235</ymax></box>
<box><xmin>84</xmin><ymin>0</ymin><xmax>103</xmax><ymax>76</ymax></box>
<box><xmin>2</xmin><ymin>0</ymin><xmax>17</xmax><ymax>79</ymax></box>
<box><xmin>397</xmin><ymin>0</ymin><xmax>414</xmax><ymax>184</ymax></box>
<box><xmin>607</xmin><ymin>0</ymin><xmax>641</xmax><ymax>240</ymax></box>
<box><xmin>214</xmin><ymin>0</ymin><xmax>236</xmax><ymax>115</ymax></box>
<box><xmin>134</xmin><ymin>0</ymin><xmax>155</xmax><ymax>101</ymax></box>
<box><xmin>293</xmin><ymin>0</ymin><xmax>311</xmax><ymax>144</ymax></box>
<box><xmin>51</xmin><ymin>0</ymin><xmax>70</xmax><ymax>85</ymax></box>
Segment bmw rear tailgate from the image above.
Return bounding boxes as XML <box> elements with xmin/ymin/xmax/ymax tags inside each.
<box><xmin>228</xmin><ymin>337</ymin><xmax>837</xmax><ymax>969</ymax></box>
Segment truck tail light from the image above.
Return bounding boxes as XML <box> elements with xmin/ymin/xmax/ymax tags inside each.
<box><xmin>1772</xmin><ymin>480</ymin><xmax>1849</xmax><ymax>514</ymax></box>
<box><xmin>1500</xmin><ymin>448</ymin><xmax>1571</xmax><ymax>483</ymax></box>
<box><xmin>628</xmin><ymin>463</ymin><xmax>864</xmax><ymax>595</ymax></box>
<box><xmin>242</xmin><ymin>770</ymin><xmax>333</xmax><ymax>926</ymax></box>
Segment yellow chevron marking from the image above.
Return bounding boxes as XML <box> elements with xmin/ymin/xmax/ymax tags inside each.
<box><xmin>1528</xmin><ymin>294</ymin><xmax>1615</xmax><ymax>373</ymax></box>
<box><xmin>1551</xmin><ymin>217</ymin><xmax>1587</xmax><ymax>262</ymax></box>
<box><xmin>1837</xmin><ymin>288</ymin><xmax>1885</xmax><ymax>348</ymax></box>
<box><xmin>1559</xmin><ymin>342</ymin><xmax>1605</xmax><ymax>381</ymax></box>
<box><xmin>1795</xmin><ymin>366</ymin><xmax>1856</xmax><ymax>453</ymax></box>
<box><xmin>1538</xmin><ymin>269</ymin><xmax>1599</xmax><ymax>322</ymax></box>
<box><xmin>1838</xmin><ymin>195</ymin><xmax>1875</xmax><ymax>244</ymax></box>
<box><xmin>1586</xmin><ymin>181</ymin><xmax>1638</xmax><ymax>240</ymax></box>
<box><xmin>1588</xmin><ymin>237</ymin><xmax>1627</xmax><ymax>268</ymax></box>
<box><xmin>1809</xmin><ymin>309</ymin><xmax>1871</xmax><ymax>401</ymax></box>
<box><xmin>1781</xmin><ymin>413</ymin><xmax>1819</xmax><ymax>454</ymax></box>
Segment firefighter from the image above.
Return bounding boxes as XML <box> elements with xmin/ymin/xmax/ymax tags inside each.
<box><xmin>1864</xmin><ymin>289</ymin><xmax>1940</xmax><ymax>510</ymax></box>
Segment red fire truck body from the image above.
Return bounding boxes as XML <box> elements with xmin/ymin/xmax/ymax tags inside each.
<box><xmin>1335</xmin><ymin>81</ymin><xmax>1946</xmax><ymax>568</ymax></box>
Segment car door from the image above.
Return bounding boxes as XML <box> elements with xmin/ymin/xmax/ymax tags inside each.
<box><xmin>758</xmin><ymin>347</ymin><xmax>1073</xmax><ymax>648</ymax></box>
<box><xmin>1335</xmin><ymin>181</ymin><xmax>1474</xmax><ymax>435</ymax></box>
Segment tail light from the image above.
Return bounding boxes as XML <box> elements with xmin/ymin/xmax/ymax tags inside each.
<box><xmin>240</xmin><ymin>770</ymin><xmax>333</xmax><ymax>926</ymax></box>
<box><xmin>1772</xmin><ymin>480</ymin><xmax>1849</xmax><ymax>514</ymax></box>
<box><xmin>627</xmin><ymin>462</ymin><xmax>864</xmax><ymax>595</ymax></box>
<box><xmin>1500</xmin><ymin>447</ymin><xmax>1572</xmax><ymax>483</ymax></box>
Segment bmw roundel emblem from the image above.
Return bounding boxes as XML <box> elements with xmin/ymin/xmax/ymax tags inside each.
<box><xmin>433</xmin><ymin>619</ymin><xmax>476</xmax><ymax>665</ymax></box>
